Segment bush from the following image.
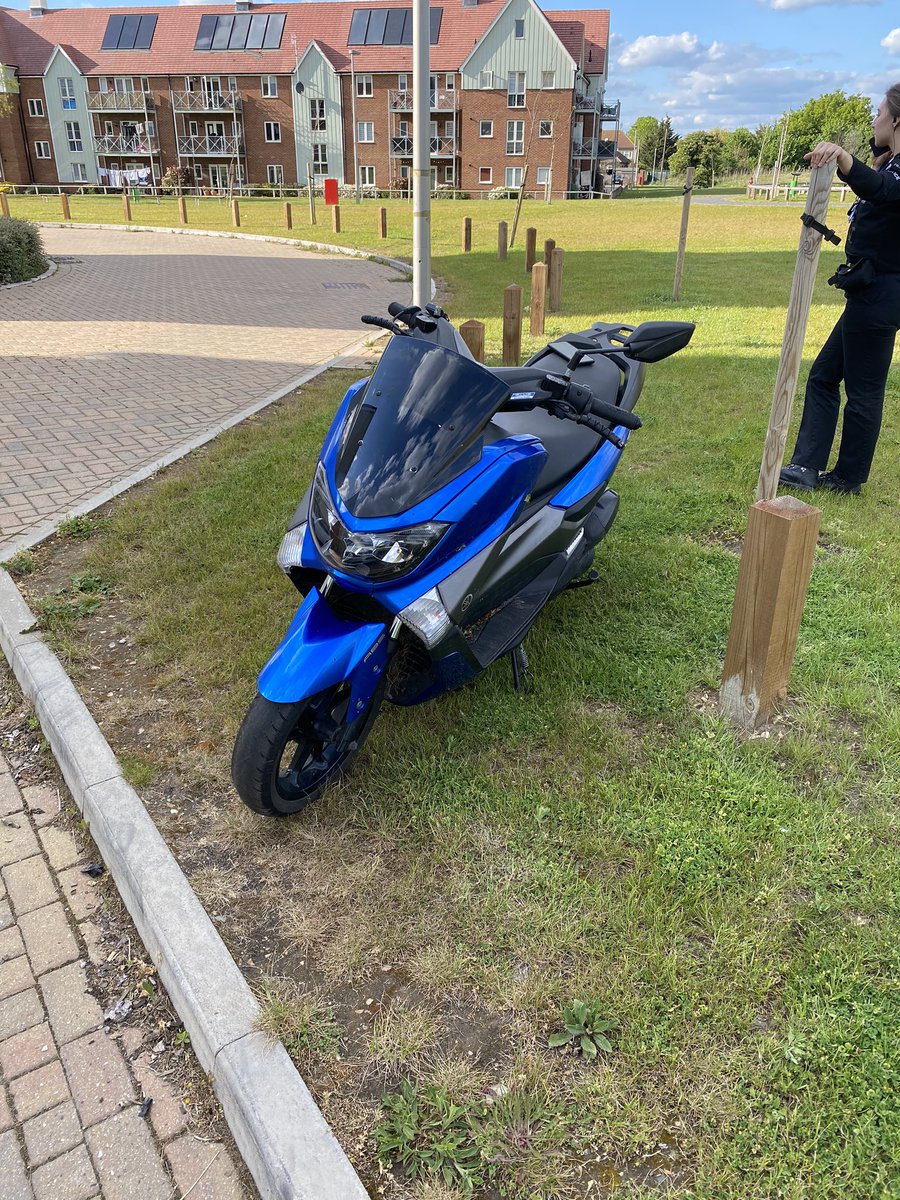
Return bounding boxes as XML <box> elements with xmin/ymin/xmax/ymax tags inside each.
<box><xmin>159</xmin><ymin>165</ymin><xmax>193</xmax><ymax>195</ymax></box>
<box><xmin>0</xmin><ymin>217</ymin><xmax>48</xmax><ymax>285</ymax></box>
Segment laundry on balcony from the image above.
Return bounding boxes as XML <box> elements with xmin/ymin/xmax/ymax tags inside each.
<box><xmin>99</xmin><ymin>167</ymin><xmax>151</xmax><ymax>186</ymax></box>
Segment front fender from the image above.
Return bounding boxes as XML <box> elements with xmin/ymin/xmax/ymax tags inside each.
<box><xmin>258</xmin><ymin>588</ymin><xmax>389</xmax><ymax>708</ymax></box>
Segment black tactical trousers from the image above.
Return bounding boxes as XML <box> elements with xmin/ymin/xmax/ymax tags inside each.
<box><xmin>791</xmin><ymin>273</ymin><xmax>900</xmax><ymax>485</ymax></box>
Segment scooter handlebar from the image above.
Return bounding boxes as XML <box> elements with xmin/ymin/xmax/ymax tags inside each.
<box><xmin>589</xmin><ymin>395</ymin><xmax>642</xmax><ymax>430</ymax></box>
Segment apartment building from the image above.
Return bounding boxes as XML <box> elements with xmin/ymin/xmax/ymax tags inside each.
<box><xmin>0</xmin><ymin>0</ymin><xmax>617</xmax><ymax>198</ymax></box>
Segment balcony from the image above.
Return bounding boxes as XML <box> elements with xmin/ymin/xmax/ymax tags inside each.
<box><xmin>171</xmin><ymin>90</ymin><xmax>242</xmax><ymax>113</ymax></box>
<box><xmin>388</xmin><ymin>88</ymin><xmax>457</xmax><ymax>112</ymax></box>
<box><xmin>177</xmin><ymin>135</ymin><xmax>241</xmax><ymax>156</ymax></box>
<box><xmin>87</xmin><ymin>91</ymin><xmax>155</xmax><ymax>112</ymax></box>
<box><xmin>93</xmin><ymin>135</ymin><xmax>158</xmax><ymax>156</ymax></box>
<box><xmin>574</xmin><ymin>94</ymin><xmax>619</xmax><ymax>120</ymax></box>
<box><xmin>389</xmin><ymin>136</ymin><xmax>456</xmax><ymax>158</ymax></box>
<box><xmin>572</xmin><ymin>139</ymin><xmax>598</xmax><ymax>158</ymax></box>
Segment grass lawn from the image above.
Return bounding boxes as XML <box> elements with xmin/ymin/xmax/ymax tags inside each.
<box><xmin>9</xmin><ymin>193</ymin><xmax>900</xmax><ymax>1199</ymax></box>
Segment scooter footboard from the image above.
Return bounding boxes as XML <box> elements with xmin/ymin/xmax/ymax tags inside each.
<box><xmin>258</xmin><ymin>588</ymin><xmax>389</xmax><ymax>709</ymax></box>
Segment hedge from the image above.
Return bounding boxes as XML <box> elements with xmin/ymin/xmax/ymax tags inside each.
<box><xmin>0</xmin><ymin>216</ymin><xmax>49</xmax><ymax>285</ymax></box>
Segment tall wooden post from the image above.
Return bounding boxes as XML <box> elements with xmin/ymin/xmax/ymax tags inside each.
<box><xmin>284</xmin><ymin>201</ymin><xmax>293</xmax><ymax>230</ymax></box>
<box><xmin>719</xmin><ymin>162</ymin><xmax>836</xmax><ymax>729</ymax></box>
<box><xmin>459</xmin><ymin>319</ymin><xmax>485</xmax><ymax>362</ymax></box>
<box><xmin>502</xmin><ymin>284</ymin><xmax>523</xmax><ymax>365</ymax></box>
<box><xmin>530</xmin><ymin>261</ymin><xmax>548</xmax><ymax>335</ymax></box>
<box><xmin>307</xmin><ymin>165</ymin><xmax>316</xmax><ymax>225</ymax></box>
<box><xmin>508</xmin><ymin>164</ymin><xmax>528</xmax><ymax>247</ymax></box>
<box><xmin>548</xmin><ymin>248</ymin><xmax>564</xmax><ymax>313</ymax></box>
<box><xmin>524</xmin><ymin>227</ymin><xmax>537</xmax><ymax>272</ymax></box>
<box><xmin>498</xmin><ymin>220</ymin><xmax>508</xmax><ymax>260</ymax></box>
<box><xmin>178</xmin><ymin>196</ymin><xmax>188</xmax><ymax>225</ymax></box>
<box><xmin>673</xmin><ymin>165</ymin><xmax>694</xmax><ymax>300</ymax></box>
<box><xmin>378</xmin><ymin>206</ymin><xmax>388</xmax><ymax>239</ymax></box>
<box><xmin>332</xmin><ymin>204</ymin><xmax>341</xmax><ymax>233</ymax></box>
<box><xmin>231</xmin><ymin>198</ymin><xmax>241</xmax><ymax>227</ymax></box>
<box><xmin>543</xmin><ymin>237</ymin><xmax>555</xmax><ymax>265</ymax></box>
<box><xmin>0</xmin><ymin>192</ymin><xmax>9</xmax><ymax>218</ymax></box>
<box><xmin>122</xmin><ymin>192</ymin><xmax>131</xmax><ymax>222</ymax></box>
<box><xmin>60</xmin><ymin>193</ymin><xmax>71</xmax><ymax>221</ymax></box>
<box><xmin>462</xmin><ymin>216</ymin><xmax>472</xmax><ymax>252</ymax></box>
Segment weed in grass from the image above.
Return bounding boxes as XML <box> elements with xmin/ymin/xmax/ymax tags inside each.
<box><xmin>375</xmin><ymin>1079</ymin><xmax>485</xmax><ymax>1195</ymax></box>
<box><xmin>548</xmin><ymin>1001</ymin><xmax>618</xmax><ymax>1060</ymax></box>
<box><xmin>1</xmin><ymin>550</ymin><xmax>36</xmax><ymax>577</ymax></box>
<box><xmin>57</xmin><ymin>514</ymin><xmax>105</xmax><ymax>540</ymax></box>
<box><xmin>255</xmin><ymin>976</ymin><xmax>343</xmax><ymax>1058</ymax></box>
<box><xmin>119</xmin><ymin>751</ymin><xmax>156</xmax><ymax>790</ymax></box>
<box><xmin>369</xmin><ymin>1000</ymin><xmax>440</xmax><ymax>1077</ymax></box>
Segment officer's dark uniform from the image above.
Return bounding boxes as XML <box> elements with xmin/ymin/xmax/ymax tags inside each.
<box><xmin>789</xmin><ymin>151</ymin><xmax>900</xmax><ymax>487</ymax></box>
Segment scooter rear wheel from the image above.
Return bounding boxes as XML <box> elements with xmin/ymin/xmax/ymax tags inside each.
<box><xmin>231</xmin><ymin>681</ymin><xmax>383</xmax><ymax>816</ymax></box>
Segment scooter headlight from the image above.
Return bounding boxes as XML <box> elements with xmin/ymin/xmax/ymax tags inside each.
<box><xmin>277</xmin><ymin>523</ymin><xmax>307</xmax><ymax>574</ymax></box>
<box><xmin>309</xmin><ymin>464</ymin><xmax>447</xmax><ymax>580</ymax></box>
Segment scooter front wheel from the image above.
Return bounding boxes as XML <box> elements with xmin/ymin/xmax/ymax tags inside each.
<box><xmin>231</xmin><ymin>681</ymin><xmax>383</xmax><ymax>817</ymax></box>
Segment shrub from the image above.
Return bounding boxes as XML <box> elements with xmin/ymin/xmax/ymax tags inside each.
<box><xmin>159</xmin><ymin>165</ymin><xmax>193</xmax><ymax>194</ymax></box>
<box><xmin>0</xmin><ymin>216</ymin><xmax>48</xmax><ymax>285</ymax></box>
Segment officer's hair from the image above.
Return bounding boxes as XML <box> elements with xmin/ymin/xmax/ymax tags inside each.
<box><xmin>886</xmin><ymin>84</ymin><xmax>900</xmax><ymax>120</ymax></box>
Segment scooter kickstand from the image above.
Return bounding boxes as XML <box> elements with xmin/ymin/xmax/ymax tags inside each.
<box><xmin>510</xmin><ymin>643</ymin><xmax>534</xmax><ymax>694</ymax></box>
<box><xmin>566</xmin><ymin>569</ymin><xmax>600</xmax><ymax>592</ymax></box>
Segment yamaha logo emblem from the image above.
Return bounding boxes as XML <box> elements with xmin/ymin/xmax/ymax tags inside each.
<box><xmin>461</xmin><ymin>593</ymin><xmax>473</xmax><ymax>613</ymax></box>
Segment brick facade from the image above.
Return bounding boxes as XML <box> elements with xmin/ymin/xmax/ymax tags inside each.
<box><xmin>460</xmin><ymin>87</ymin><xmax>573</xmax><ymax>198</ymax></box>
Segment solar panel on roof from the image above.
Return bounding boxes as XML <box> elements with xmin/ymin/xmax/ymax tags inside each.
<box><xmin>348</xmin><ymin>9</ymin><xmax>369</xmax><ymax>45</ymax></box>
<box><xmin>367</xmin><ymin>9</ymin><xmax>388</xmax><ymax>44</ymax></box>
<box><xmin>349</xmin><ymin>8</ymin><xmax>442</xmax><ymax>47</ymax></box>
<box><xmin>262</xmin><ymin>13</ymin><xmax>286</xmax><ymax>49</ymax></box>
<box><xmin>134</xmin><ymin>14</ymin><xmax>157</xmax><ymax>50</ymax></box>
<box><xmin>101</xmin><ymin>11</ymin><xmax>158</xmax><ymax>51</ymax></box>
<box><xmin>193</xmin><ymin>13</ymin><xmax>287</xmax><ymax>52</ymax></box>
<box><xmin>230</xmin><ymin>12</ymin><xmax>252</xmax><ymax>49</ymax></box>
<box><xmin>119</xmin><ymin>14</ymin><xmax>141</xmax><ymax>48</ymax></box>
<box><xmin>245</xmin><ymin>13</ymin><xmax>268</xmax><ymax>49</ymax></box>
<box><xmin>101</xmin><ymin>14</ymin><xmax>125</xmax><ymax>51</ymax></box>
<box><xmin>195</xmin><ymin>14</ymin><xmax>216</xmax><ymax>50</ymax></box>
<box><xmin>383</xmin><ymin>9</ymin><xmax>405</xmax><ymax>44</ymax></box>
<box><xmin>211</xmin><ymin>15</ymin><xmax>234</xmax><ymax>50</ymax></box>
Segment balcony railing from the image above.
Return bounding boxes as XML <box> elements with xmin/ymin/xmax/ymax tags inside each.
<box><xmin>572</xmin><ymin>140</ymin><xmax>598</xmax><ymax>157</ymax></box>
<box><xmin>87</xmin><ymin>91</ymin><xmax>155</xmax><ymax>112</ymax></box>
<box><xmin>574</xmin><ymin>94</ymin><xmax>619</xmax><ymax>120</ymax></box>
<box><xmin>93</xmin><ymin>135</ymin><xmax>158</xmax><ymax>156</ymax></box>
<box><xmin>389</xmin><ymin>136</ymin><xmax>456</xmax><ymax>157</ymax></box>
<box><xmin>177</xmin><ymin>135</ymin><xmax>241</xmax><ymax>156</ymax></box>
<box><xmin>171</xmin><ymin>91</ymin><xmax>242</xmax><ymax>113</ymax></box>
<box><xmin>388</xmin><ymin>88</ymin><xmax>457</xmax><ymax>112</ymax></box>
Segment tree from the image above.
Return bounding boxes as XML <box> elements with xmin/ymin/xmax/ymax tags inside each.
<box><xmin>668</xmin><ymin>130</ymin><xmax>727</xmax><ymax>187</ymax></box>
<box><xmin>780</xmin><ymin>91</ymin><xmax>873</xmax><ymax>169</ymax></box>
<box><xmin>726</xmin><ymin>127</ymin><xmax>760</xmax><ymax>174</ymax></box>
<box><xmin>627</xmin><ymin>116</ymin><xmax>660</xmax><ymax>169</ymax></box>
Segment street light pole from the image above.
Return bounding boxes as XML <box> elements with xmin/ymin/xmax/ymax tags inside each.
<box><xmin>412</xmin><ymin>0</ymin><xmax>431</xmax><ymax>307</ymax></box>
<box><xmin>350</xmin><ymin>49</ymin><xmax>360</xmax><ymax>203</ymax></box>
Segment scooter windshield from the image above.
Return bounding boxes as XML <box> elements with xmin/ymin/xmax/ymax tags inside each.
<box><xmin>334</xmin><ymin>335</ymin><xmax>510</xmax><ymax>519</ymax></box>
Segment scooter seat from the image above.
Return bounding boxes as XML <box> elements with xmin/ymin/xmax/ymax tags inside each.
<box><xmin>485</xmin><ymin>407</ymin><xmax>603</xmax><ymax>500</ymax></box>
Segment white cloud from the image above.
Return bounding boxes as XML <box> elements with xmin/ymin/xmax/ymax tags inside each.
<box><xmin>882</xmin><ymin>28</ymin><xmax>900</xmax><ymax>54</ymax></box>
<box><xmin>617</xmin><ymin>33</ymin><xmax>701</xmax><ymax>71</ymax></box>
<box><xmin>760</xmin><ymin>0</ymin><xmax>879</xmax><ymax>9</ymax></box>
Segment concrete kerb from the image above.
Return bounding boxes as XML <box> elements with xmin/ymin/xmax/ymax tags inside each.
<box><xmin>0</xmin><ymin>257</ymin><xmax>58</xmax><ymax>289</ymax></box>
<box><xmin>0</xmin><ymin>569</ymin><xmax>369</xmax><ymax>1200</ymax></box>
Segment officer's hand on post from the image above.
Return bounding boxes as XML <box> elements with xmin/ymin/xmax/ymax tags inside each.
<box><xmin>804</xmin><ymin>142</ymin><xmax>853</xmax><ymax>173</ymax></box>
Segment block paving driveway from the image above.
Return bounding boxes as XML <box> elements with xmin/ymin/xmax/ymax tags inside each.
<box><xmin>0</xmin><ymin>226</ymin><xmax>405</xmax><ymax>556</ymax></box>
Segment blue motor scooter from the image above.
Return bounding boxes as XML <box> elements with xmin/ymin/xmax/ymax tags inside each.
<box><xmin>232</xmin><ymin>303</ymin><xmax>694</xmax><ymax>815</ymax></box>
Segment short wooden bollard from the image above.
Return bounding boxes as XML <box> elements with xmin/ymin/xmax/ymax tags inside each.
<box><xmin>549</xmin><ymin>248</ymin><xmax>564</xmax><ymax>313</ymax></box>
<box><xmin>60</xmin><ymin>192</ymin><xmax>71</xmax><ymax>221</ymax></box>
<box><xmin>462</xmin><ymin>216</ymin><xmax>472</xmax><ymax>252</ymax></box>
<box><xmin>498</xmin><ymin>221</ymin><xmax>508</xmax><ymax>260</ymax></box>
<box><xmin>377</xmin><ymin>206</ymin><xmax>387</xmax><ymax>239</ymax></box>
<box><xmin>231</xmin><ymin>198</ymin><xmax>241</xmax><ymax>228</ymax></box>
<box><xmin>178</xmin><ymin>196</ymin><xmax>188</xmax><ymax>224</ymax></box>
<box><xmin>284</xmin><ymin>201</ymin><xmax>292</xmax><ymax>230</ymax></box>
<box><xmin>0</xmin><ymin>192</ymin><xmax>9</xmax><ymax>218</ymax></box>
<box><xmin>122</xmin><ymin>193</ymin><xmax>131</xmax><ymax>222</ymax></box>
<box><xmin>459</xmin><ymin>319</ymin><xmax>485</xmax><ymax>363</ymax></box>
<box><xmin>530</xmin><ymin>261</ymin><xmax>548</xmax><ymax>335</ymax></box>
<box><xmin>332</xmin><ymin>204</ymin><xmax>341</xmax><ymax>233</ymax></box>
<box><xmin>720</xmin><ymin>497</ymin><xmax>821</xmax><ymax>728</ymax></box>
<box><xmin>524</xmin><ymin>227</ymin><xmax>537</xmax><ymax>273</ymax></box>
<box><xmin>502</xmin><ymin>284</ymin><xmax>523</xmax><ymax>366</ymax></box>
<box><xmin>544</xmin><ymin>237</ymin><xmax>555</xmax><ymax>266</ymax></box>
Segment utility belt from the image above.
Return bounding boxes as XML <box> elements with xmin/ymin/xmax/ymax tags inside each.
<box><xmin>829</xmin><ymin>258</ymin><xmax>900</xmax><ymax>293</ymax></box>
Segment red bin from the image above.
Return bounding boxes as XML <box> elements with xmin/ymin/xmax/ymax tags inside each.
<box><xmin>323</xmin><ymin>177</ymin><xmax>339</xmax><ymax>205</ymax></box>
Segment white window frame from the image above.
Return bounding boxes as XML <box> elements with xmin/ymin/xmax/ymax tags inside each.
<box><xmin>445</xmin><ymin>74</ymin><xmax>454</xmax><ymax>90</ymax></box>
<box><xmin>536</xmin><ymin>167</ymin><xmax>550</xmax><ymax>185</ymax></box>
<box><xmin>226</xmin><ymin>76</ymin><xmax>237</xmax><ymax>94</ymax></box>
<box><xmin>65</xmin><ymin>121</ymin><xmax>83</xmax><ymax>153</ymax></box>
<box><xmin>27</xmin><ymin>98</ymin><xmax>44</xmax><ymax>118</ymax></box>
<box><xmin>508</xmin><ymin>72</ymin><xmax>526</xmax><ymax>108</ymax></box>
<box><xmin>505</xmin><ymin>166</ymin><xmax>523</xmax><ymax>188</ymax></box>
<box><xmin>357</xmin><ymin>120</ymin><xmax>374</xmax><ymax>143</ymax></box>
<box><xmin>309</xmin><ymin>98</ymin><xmax>326</xmax><ymax>132</ymax></box>
<box><xmin>479</xmin><ymin>70</ymin><xmax>493</xmax><ymax>90</ymax></box>
<box><xmin>72</xmin><ymin>162</ymin><xmax>88</xmax><ymax>183</ymax></box>
<box><xmin>141</xmin><ymin>77</ymin><xmax>151</xmax><ymax>93</ymax></box>
<box><xmin>539</xmin><ymin>120</ymin><xmax>553</xmax><ymax>138</ymax></box>
<box><xmin>360</xmin><ymin>165</ymin><xmax>375</xmax><ymax>187</ymax></box>
<box><xmin>264</xmin><ymin>121</ymin><xmax>281</xmax><ymax>143</ymax></box>
<box><xmin>506</xmin><ymin>119</ymin><xmax>524</xmax><ymax>155</ymax></box>
<box><xmin>267</xmin><ymin>163</ymin><xmax>284</xmax><ymax>185</ymax></box>
<box><xmin>189</xmin><ymin>120</ymin><xmax>199</xmax><ymax>136</ymax></box>
<box><xmin>399</xmin><ymin>119</ymin><xmax>410</xmax><ymax>137</ymax></box>
<box><xmin>479</xmin><ymin>120</ymin><xmax>493</xmax><ymax>138</ymax></box>
<box><xmin>312</xmin><ymin>143</ymin><xmax>328</xmax><ymax>173</ymax></box>
<box><xmin>59</xmin><ymin>78</ymin><xmax>77</xmax><ymax>110</ymax></box>
<box><xmin>261</xmin><ymin>75</ymin><xmax>278</xmax><ymax>98</ymax></box>
<box><xmin>35</xmin><ymin>141</ymin><xmax>51</xmax><ymax>159</ymax></box>
<box><xmin>541</xmin><ymin>70</ymin><xmax>555</xmax><ymax>89</ymax></box>
<box><xmin>194</xmin><ymin>164</ymin><xmax>204</xmax><ymax>181</ymax></box>
<box><xmin>104</xmin><ymin>120</ymin><xmax>114</xmax><ymax>136</ymax></box>
<box><xmin>398</xmin><ymin>73</ymin><xmax>408</xmax><ymax>90</ymax></box>
<box><xmin>444</xmin><ymin>164</ymin><xmax>454</xmax><ymax>183</ymax></box>
<box><xmin>113</xmin><ymin>77</ymin><xmax>133</xmax><ymax>94</ymax></box>
<box><xmin>356</xmin><ymin>73</ymin><xmax>373</xmax><ymax>98</ymax></box>
<box><xmin>479</xmin><ymin>166</ymin><xmax>492</xmax><ymax>184</ymax></box>
<box><xmin>514</xmin><ymin>18</ymin><xmax>525</xmax><ymax>38</ymax></box>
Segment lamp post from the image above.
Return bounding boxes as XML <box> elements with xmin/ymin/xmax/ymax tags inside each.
<box><xmin>412</xmin><ymin>0</ymin><xmax>431</xmax><ymax>307</ymax></box>
<box><xmin>350</xmin><ymin>49</ymin><xmax>360</xmax><ymax>203</ymax></box>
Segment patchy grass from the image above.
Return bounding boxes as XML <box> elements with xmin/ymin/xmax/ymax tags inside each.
<box><xmin>15</xmin><ymin>196</ymin><xmax>900</xmax><ymax>1199</ymax></box>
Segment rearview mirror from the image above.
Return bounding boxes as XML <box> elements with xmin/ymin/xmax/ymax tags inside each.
<box><xmin>622</xmin><ymin>321</ymin><xmax>695</xmax><ymax>363</ymax></box>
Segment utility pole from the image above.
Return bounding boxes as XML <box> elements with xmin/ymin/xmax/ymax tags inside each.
<box><xmin>771</xmin><ymin>111</ymin><xmax>789</xmax><ymax>196</ymax></box>
<box><xmin>412</xmin><ymin>0</ymin><xmax>431</xmax><ymax>308</ymax></box>
<box><xmin>350</xmin><ymin>49</ymin><xmax>360</xmax><ymax>203</ymax></box>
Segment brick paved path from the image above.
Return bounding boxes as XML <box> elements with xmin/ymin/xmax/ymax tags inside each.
<box><xmin>0</xmin><ymin>226</ymin><xmax>404</xmax><ymax>555</ymax></box>
<box><xmin>0</xmin><ymin>752</ymin><xmax>250</xmax><ymax>1200</ymax></box>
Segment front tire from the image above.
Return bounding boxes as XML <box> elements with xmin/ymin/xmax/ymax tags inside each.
<box><xmin>231</xmin><ymin>680</ymin><xmax>383</xmax><ymax>816</ymax></box>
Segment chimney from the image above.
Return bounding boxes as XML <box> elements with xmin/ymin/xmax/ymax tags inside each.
<box><xmin>462</xmin><ymin>0</ymin><xmax>478</xmax><ymax>7</ymax></box>
<box><xmin>29</xmin><ymin>0</ymin><xmax>47</xmax><ymax>16</ymax></box>
<box><xmin>235</xmin><ymin>0</ymin><xmax>251</xmax><ymax>9</ymax></box>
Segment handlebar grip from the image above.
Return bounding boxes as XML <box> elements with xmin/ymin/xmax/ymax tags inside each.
<box><xmin>591</xmin><ymin>397</ymin><xmax>642</xmax><ymax>430</ymax></box>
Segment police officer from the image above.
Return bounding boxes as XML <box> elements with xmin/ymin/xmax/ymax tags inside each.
<box><xmin>780</xmin><ymin>84</ymin><xmax>900</xmax><ymax>495</ymax></box>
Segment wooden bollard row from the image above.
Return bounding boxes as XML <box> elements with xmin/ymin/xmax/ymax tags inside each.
<box><xmin>232</xmin><ymin>198</ymin><xmax>241</xmax><ymax>228</ymax></box>
<box><xmin>544</xmin><ymin>237</ymin><xmax>555</xmax><ymax>266</ymax></box>
<box><xmin>378</xmin><ymin>206</ymin><xmax>387</xmax><ymax>239</ymax></box>
<box><xmin>332</xmin><ymin>204</ymin><xmax>341</xmax><ymax>233</ymax></box>
<box><xmin>462</xmin><ymin>216</ymin><xmax>472</xmax><ymax>253</ymax></box>
<box><xmin>498</xmin><ymin>220</ymin><xmax>508</xmax><ymax>260</ymax></box>
<box><xmin>122</xmin><ymin>192</ymin><xmax>131</xmax><ymax>223</ymax></box>
<box><xmin>178</xmin><ymin>195</ymin><xmax>188</xmax><ymax>224</ymax></box>
<box><xmin>284</xmin><ymin>201</ymin><xmax>293</xmax><ymax>230</ymax></box>
<box><xmin>525</xmin><ymin>227</ymin><xmax>537</xmax><ymax>273</ymax></box>
<box><xmin>459</xmin><ymin>319</ymin><xmax>485</xmax><ymax>362</ymax></box>
<box><xmin>503</xmin><ymin>284</ymin><xmax>523</xmax><ymax>366</ymax></box>
<box><xmin>549</xmin><ymin>248</ymin><xmax>564</xmax><ymax>313</ymax></box>
<box><xmin>0</xmin><ymin>192</ymin><xmax>9</xmax><ymax>218</ymax></box>
<box><xmin>530</xmin><ymin>261</ymin><xmax>548</xmax><ymax>336</ymax></box>
<box><xmin>60</xmin><ymin>192</ymin><xmax>71</xmax><ymax>221</ymax></box>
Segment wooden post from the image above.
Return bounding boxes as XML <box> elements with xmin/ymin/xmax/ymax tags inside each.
<box><xmin>0</xmin><ymin>192</ymin><xmax>9</xmax><ymax>218</ymax></box>
<box><xmin>530</xmin><ymin>261</ymin><xmax>548</xmax><ymax>336</ymax></box>
<box><xmin>307</xmin><ymin>165</ymin><xmax>316</xmax><ymax>225</ymax></box>
<box><xmin>459</xmin><ymin>319</ymin><xmax>485</xmax><ymax>363</ymax></box>
<box><xmin>231</xmin><ymin>198</ymin><xmax>240</xmax><ymax>227</ymax></box>
<box><xmin>122</xmin><ymin>192</ymin><xmax>131</xmax><ymax>222</ymax></box>
<box><xmin>548</xmin><ymin>247</ymin><xmax>564</xmax><ymax>313</ymax></box>
<box><xmin>719</xmin><ymin>497</ymin><xmax>821</xmax><ymax>728</ymax></box>
<box><xmin>508</xmin><ymin>164</ymin><xmax>528</xmax><ymax>247</ymax></box>
<box><xmin>178</xmin><ymin>195</ymin><xmax>188</xmax><ymax>225</ymax></box>
<box><xmin>332</xmin><ymin>204</ymin><xmax>341</xmax><ymax>233</ymax></box>
<box><xmin>543</xmin><ymin>236</ymin><xmax>555</xmax><ymax>265</ymax></box>
<box><xmin>673</xmin><ymin>165</ymin><xmax>694</xmax><ymax>300</ymax></box>
<box><xmin>502</xmin><ymin>284</ymin><xmax>523</xmax><ymax>366</ymax></box>
<box><xmin>524</xmin><ymin>227</ymin><xmax>537</xmax><ymax>273</ymax></box>
<box><xmin>756</xmin><ymin>162</ymin><xmax>836</xmax><ymax>501</ymax></box>
<box><xmin>498</xmin><ymin>220</ymin><xmax>508</xmax><ymax>260</ymax></box>
<box><xmin>60</xmin><ymin>192</ymin><xmax>71</xmax><ymax>221</ymax></box>
<box><xmin>378</xmin><ymin>206</ymin><xmax>387</xmax><ymax>239</ymax></box>
<box><xmin>284</xmin><ymin>201</ymin><xmax>292</xmax><ymax>230</ymax></box>
<box><xmin>462</xmin><ymin>216</ymin><xmax>472</xmax><ymax>252</ymax></box>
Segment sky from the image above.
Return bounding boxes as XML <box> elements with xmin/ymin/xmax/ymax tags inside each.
<box><xmin>4</xmin><ymin>0</ymin><xmax>898</xmax><ymax>134</ymax></box>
